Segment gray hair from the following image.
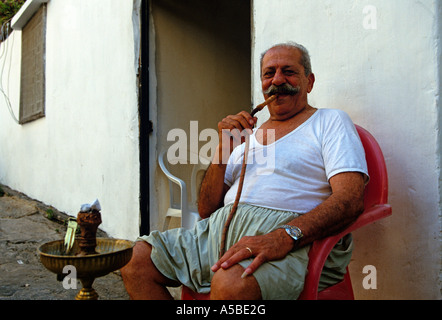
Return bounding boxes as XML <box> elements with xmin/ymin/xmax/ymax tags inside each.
<box><xmin>260</xmin><ymin>42</ymin><xmax>312</xmax><ymax>76</ymax></box>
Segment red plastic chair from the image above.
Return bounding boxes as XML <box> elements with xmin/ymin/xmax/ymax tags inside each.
<box><xmin>182</xmin><ymin>124</ymin><xmax>392</xmax><ymax>300</ymax></box>
<box><xmin>298</xmin><ymin>125</ymin><xmax>392</xmax><ymax>299</ymax></box>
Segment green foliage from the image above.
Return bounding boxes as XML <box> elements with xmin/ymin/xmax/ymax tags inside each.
<box><xmin>0</xmin><ymin>0</ymin><xmax>25</xmax><ymax>26</ymax></box>
<box><xmin>46</xmin><ymin>208</ymin><xmax>55</xmax><ymax>220</ymax></box>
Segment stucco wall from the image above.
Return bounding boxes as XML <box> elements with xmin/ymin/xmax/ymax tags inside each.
<box><xmin>0</xmin><ymin>0</ymin><xmax>140</xmax><ymax>240</ymax></box>
<box><xmin>253</xmin><ymin>0</ymin><xmax>441</xmax><ymax>299</ymax></box>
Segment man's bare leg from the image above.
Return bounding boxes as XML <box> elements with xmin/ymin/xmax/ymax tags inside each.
<box><xmin>121</xmin><ymin>241</ymin><xmax>180</xmax><ymax>300</ymax></box>
<box><xmin>210</xmin><ymin>264</ymin><xmax>262</xmax><ymax>300</ymax></box>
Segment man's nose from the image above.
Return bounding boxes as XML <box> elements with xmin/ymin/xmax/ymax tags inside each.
<box><xmin>272</xmin><ymin>69</ymin><xmax>286</xmax><ymax>86</ymax></box>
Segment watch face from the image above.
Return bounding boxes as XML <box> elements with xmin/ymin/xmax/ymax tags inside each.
<box><xmin>288</xmin><ymin>228</ymin><xmax>298</xmax><ymax>238</ymax></box>
<box><xmin>285</xmin><ymin>226</ymin><xmax>302</xmax><ymax>240</ymax></box>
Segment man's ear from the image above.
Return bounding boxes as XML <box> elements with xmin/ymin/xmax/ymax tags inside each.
<box><xmin>307</xmin><ymin>73</ymin><xmax>315</xmax><ymax>93</ymax></box>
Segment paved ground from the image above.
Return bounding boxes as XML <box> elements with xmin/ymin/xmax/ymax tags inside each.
<box><xmin>0</xmin><ymin>184</ymin><xmax>130</xmax><ymax>300</ymax></box>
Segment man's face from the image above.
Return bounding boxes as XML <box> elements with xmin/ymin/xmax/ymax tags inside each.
<box><xmin>261</xmin><ymin>47</ymin><xmax>315</xmax><ymax>120</ymax></box>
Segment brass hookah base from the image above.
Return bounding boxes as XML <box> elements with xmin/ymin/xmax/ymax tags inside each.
<box><xmin>76</xmin><ymin>277</ymin><xmax>99</xmax><ymax>300</ymax></box>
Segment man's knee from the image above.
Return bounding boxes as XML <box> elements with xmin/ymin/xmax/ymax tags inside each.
<box><xmin>210</xmin><ymin>265</ymin><xmax>262</xmax><ymax>300</ymax></box>
<box><xmin>121</xmin><ymin>241</ymin><xmax>152</xmax><ymax>279</ymax></box>
<box><xmin>121</xmin><ymin>241</ymin><xmax>180</xmax><ymax>288</ymax></box>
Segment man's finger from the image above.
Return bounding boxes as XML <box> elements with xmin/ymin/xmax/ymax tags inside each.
<box><xmin>211</xmin><ymin>248</ymin><xmax>235</xmax><ymax>272</ymax></box>
<box><xmin>211</xmin><ymin>246</ymin><xmax>251</xmax><ymax>272</ymax></box>
<box><xmin>241</xmin><ymin>255</ymin><xmax>267</xmax><ymax>279</ymax></box>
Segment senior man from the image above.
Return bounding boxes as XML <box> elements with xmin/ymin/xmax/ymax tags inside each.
<box><xmin>121</xmin><ymin>42</ymin><xmax>368</xmax><ymax>300</ymax></box>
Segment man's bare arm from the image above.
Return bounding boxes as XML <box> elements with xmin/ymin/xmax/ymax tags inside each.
<box><xmin>212</xmin><ymin>171</ymin><xmax>366</xmax><ymax>276</ymax></box>
<box><xmin>286</xmin><ymin>171</ymin><xmax>365</xmax><ymax>249</ymax></box>
<box><xmin>198</xmin><ymin>148</ymin><xmax>229</xmax><ymax>219</ymax></box>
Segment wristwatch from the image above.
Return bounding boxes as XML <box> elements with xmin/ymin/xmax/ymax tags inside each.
<box><xmin>278</xmin><ymin>225</ymin><xmax>303</xmax><ymax>241</ymax></box>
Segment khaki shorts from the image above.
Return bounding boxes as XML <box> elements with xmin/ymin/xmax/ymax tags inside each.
<box><xmin>139</xmin><ymin>204</ymin><xmax>352</xmax><ymax>300</ymax></box>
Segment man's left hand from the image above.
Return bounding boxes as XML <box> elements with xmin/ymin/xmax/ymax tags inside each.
<box><xmin>211</xmin><ymin>229</ymin><xmax>294</xmax><ymax>278</ymax></box>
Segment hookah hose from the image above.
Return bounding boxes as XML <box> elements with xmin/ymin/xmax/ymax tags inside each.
<box><xmin>218</xmin><ymin>95</ymin><xmax>277</xmax><ymax>258</ymax></box>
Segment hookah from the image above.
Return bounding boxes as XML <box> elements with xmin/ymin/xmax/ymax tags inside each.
<box><xmin>38</xmin><ymin>200</ymin><xmax>134</xmax><ymax>300</ymax></box>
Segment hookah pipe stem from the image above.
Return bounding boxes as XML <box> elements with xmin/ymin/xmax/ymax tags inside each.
<box><xmin>219</xmin><ymin>95</ymin><xmax>277</xmax><ymax>258</ymax></box>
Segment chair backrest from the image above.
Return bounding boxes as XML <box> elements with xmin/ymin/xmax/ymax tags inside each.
<box><xmin>355</xmin><ymin>125</ymin><xmax>389</xmax><ymax>208</ymax></box>
<box><xmin>298</xmin><ymin>125</ymin><xmax>391</xmax><ymax>300</ymax></box>
<box><xmin>158</xmin><ymin>150</ymin><xmax>208</xmax><ymax>212</ymax></box>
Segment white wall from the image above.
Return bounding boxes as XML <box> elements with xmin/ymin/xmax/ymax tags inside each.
<box><xmin>0</xmin><ymin>0</ymin><xmax>141</xmax><ymax>240</ymax></box>
<box><xmin>253</xmin><ymin>0</ymin><xmax>441</xmax><ymax>299</ymax></box>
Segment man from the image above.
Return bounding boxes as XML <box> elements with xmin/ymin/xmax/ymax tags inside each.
<box><xmin>121</xmin><ymin>42</ymin><xmax>368</xmax><ymax>300</ymax></box>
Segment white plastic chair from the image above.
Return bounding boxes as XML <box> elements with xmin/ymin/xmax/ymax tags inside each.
<box><xmin>158</xmin><ymin>150</ymin><xmax>209</xmax><ymax>230</ymax></box>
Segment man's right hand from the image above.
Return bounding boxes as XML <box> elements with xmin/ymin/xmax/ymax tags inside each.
<box><xmin>216</xmin><ymin>111</ymin><xmax>257</xmax><ymax>165</ymax></box>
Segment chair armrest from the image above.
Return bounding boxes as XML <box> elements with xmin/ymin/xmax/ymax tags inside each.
<box><xmin>158</xmin><ymin>150</ymin><xmax>189</xmax><ymax>215</ymax></box>
<box><xmin>158</xmin><ymin>151</ymin><xmax>186</xmax><ymax>189</ymax></box>
<box><xmin>299</xmin><ymin>204</ymin><xmax>392</xmax><ymax>299</ymax></box>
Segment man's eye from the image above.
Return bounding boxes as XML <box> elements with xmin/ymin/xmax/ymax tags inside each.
<box><xmin>284</xmin><ymin>70</ymin><xmax>296</xmax><ymax>75</ymax></box>
<box><xmin>263</xmin><ymin>71</ymin><xmax>274</xmax><ymax>78</ymax></box>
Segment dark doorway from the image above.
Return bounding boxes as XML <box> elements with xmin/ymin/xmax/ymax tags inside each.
<box><xmin>140</xmin><ymin>0</ymin><xmax>251</xmax><ymax>233</ymax></box>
